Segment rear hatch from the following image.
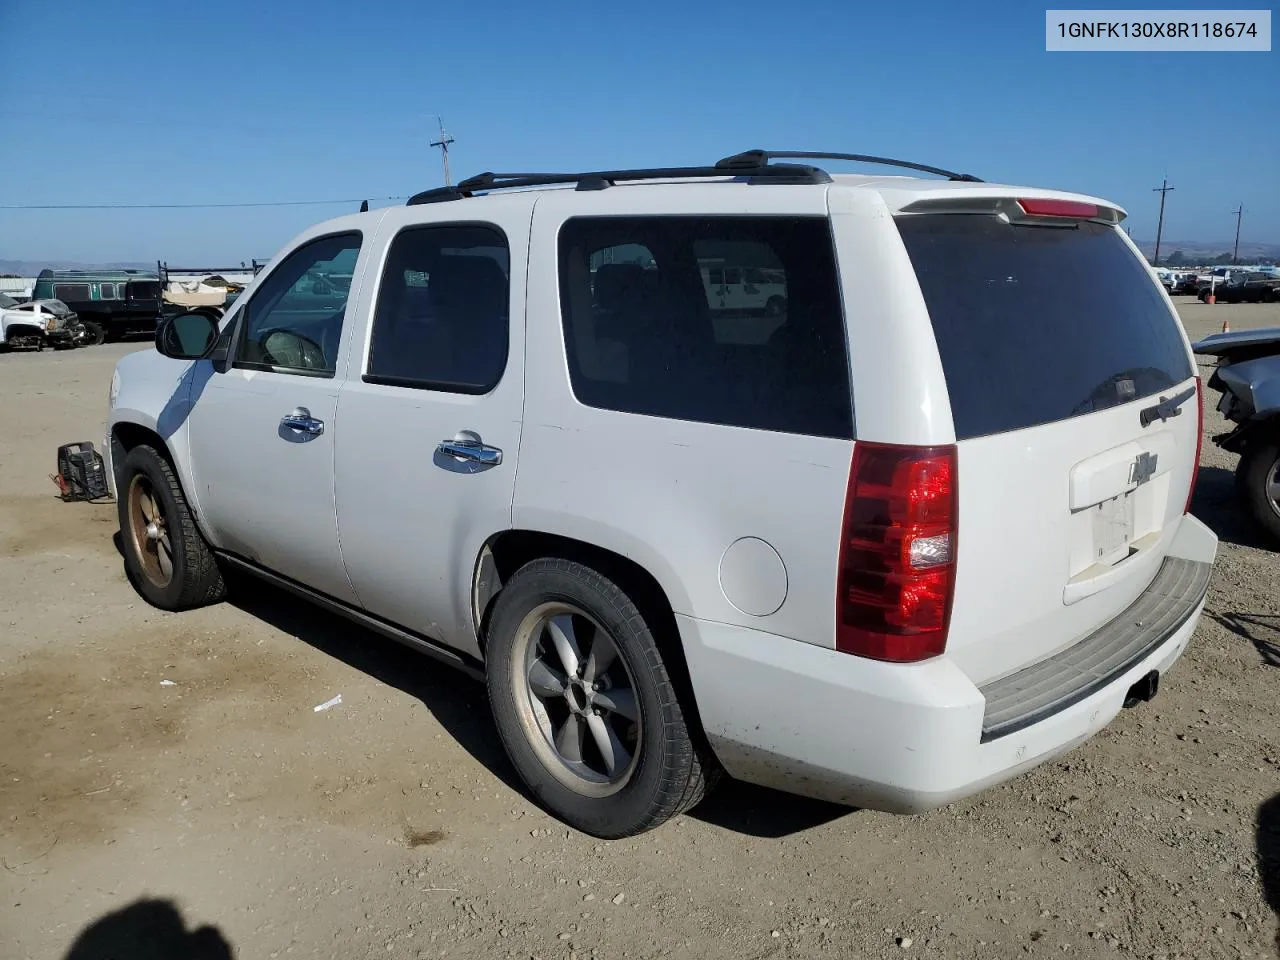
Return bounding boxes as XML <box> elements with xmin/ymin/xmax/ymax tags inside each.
<box><xmin>895</xmin><ymin>202</ymin><xmax>1200</xmax><ymax>684</ymax></box>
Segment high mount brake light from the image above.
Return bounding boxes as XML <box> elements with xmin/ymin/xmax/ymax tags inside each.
<box><xmin>1017</xmin><ymin>198</ymin><xmax>1100</xmax><ymax>219</ymax></box>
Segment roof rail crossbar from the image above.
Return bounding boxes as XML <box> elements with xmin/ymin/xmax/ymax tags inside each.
<box><xmin>406</xmin><ymin>161</ymin><xmax>832</xmax><ymax>204</ymax></box>
<box><xmin>716</xmin><ymin>150</ymin><xmax>983</xmax><ymax>182</ymax></box>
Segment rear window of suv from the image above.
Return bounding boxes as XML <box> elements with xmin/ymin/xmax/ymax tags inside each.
<box><xmin>896</xmin><ymin>215</ymin><xmax>1194</xmax><ymax>441</ymax></box>
<box><xmin>558</xmin><ymin>216</ymin><xmax>852</xmax><ymax>439</ymax></box>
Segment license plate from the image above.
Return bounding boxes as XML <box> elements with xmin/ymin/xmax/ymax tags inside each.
<box><xmin>1092</xmin><ymin>493</ymin><xmax>1134</xmax><ymax>564</ymax></box>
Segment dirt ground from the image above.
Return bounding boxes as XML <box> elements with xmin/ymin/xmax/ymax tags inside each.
<box><xmin>2</xmin><ymin>298</ymin><xmax>1278</xmax><ymax>960</ymax></box>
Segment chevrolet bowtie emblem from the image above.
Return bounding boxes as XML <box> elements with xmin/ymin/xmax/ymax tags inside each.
<box><xmin>1130</xmin><ymin>451</ymin><xmax>1158</xmax><ymax>485</ymax></box>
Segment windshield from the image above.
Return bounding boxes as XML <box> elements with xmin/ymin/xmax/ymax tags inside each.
<box><xmin>0</xmin><ymin>294</ymin><xmax>17</xmax><ymax>309</ymax></box>
<box><xmin>896</xmin><ymin>214</ymin><xmax>1194</xmax><ymax>440</ymax></box>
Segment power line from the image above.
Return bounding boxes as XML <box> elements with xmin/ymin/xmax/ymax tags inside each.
<box><xmin>0</xmin><ymin>197</ymin><xmax>407</xmax><ymax>211</ymax></box>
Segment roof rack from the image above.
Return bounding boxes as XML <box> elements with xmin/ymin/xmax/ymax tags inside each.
<box><xmin>715</xmin><ymin>150</ymin><xmax>983</xmax><ymax>182</ymax></box>
<box><xmin>404</xmin><ymin>149</ymin><xmax>981</xmax><ymax>205</ymax></box>
<box><xmin>406</xmin><ymin>161</ymin><xmax>830</xmax><ymax>205</ymax></box>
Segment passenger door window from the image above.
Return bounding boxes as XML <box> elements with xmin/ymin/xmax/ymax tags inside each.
<box><xmin>233</xmin><ymin>232</ymin><xmax>362</xmax><ymax>377</ymax></box>
<box><xmin>365</xmin><ymin>224</ymin><xmax>510</xmax><ymax>394</ymax></box>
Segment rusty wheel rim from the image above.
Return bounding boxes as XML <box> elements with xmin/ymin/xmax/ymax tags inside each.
<box><xmin>127</xmin><ymin>474</ymin><xmax>173</xmax><ymax>589</ymax></box>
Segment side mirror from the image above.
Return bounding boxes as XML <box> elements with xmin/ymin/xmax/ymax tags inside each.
<box><xmin>156</xmin><ymin>312</ymin><xmax>219</xmax><ymax>359</ymax></box>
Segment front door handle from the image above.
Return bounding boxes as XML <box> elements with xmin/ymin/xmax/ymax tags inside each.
<box><xmin>438</xmin><ymin>431</ymin><xmax>502</xmax><ymax>466</ymax></box>
<box><xmin>281</xmin><ymin>406</ymin><xmax>325</xmax><ymax>435</ymax></box>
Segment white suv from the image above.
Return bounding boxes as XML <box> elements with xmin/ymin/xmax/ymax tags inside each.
<box><xmin>105</xmin><ymin>150</ymin><xmax>1218</xmax><ymax>838</ymax></box>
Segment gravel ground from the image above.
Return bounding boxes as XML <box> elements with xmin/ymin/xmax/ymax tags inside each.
<box><xmin>1</xmin><ymin>298</ymin><xmax>1278</xmax><ymax>960</ymax></box>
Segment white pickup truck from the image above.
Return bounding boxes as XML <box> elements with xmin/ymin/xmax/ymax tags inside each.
<box><xmin>0</xmin><ymin>294</ymin><xmax>78</xmax><ymax>350</ymax></box>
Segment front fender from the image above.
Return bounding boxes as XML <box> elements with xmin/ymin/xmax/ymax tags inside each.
<box><xmin>1218</xmin><ymin>356</ymin><xmax>1280</xmax><ymax>419</ymax></box>
<box><xmin>107</xmin><ymin>349</ymin><xmax>217</xmax><ymax>539</ymax></box>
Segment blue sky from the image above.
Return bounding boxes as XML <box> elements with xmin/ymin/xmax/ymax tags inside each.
<box><xmin>0</xmin><ymin>0</ymin><xmax>1275</xmax><ymax>263</ymax></box>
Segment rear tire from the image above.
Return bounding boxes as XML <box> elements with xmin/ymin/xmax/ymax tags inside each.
<box><xmin>485</xmin><ymin>558</ymin><xmax>719</xmax><ymax>838</ymax></box>
<box><xmin>117</xmin><ymin>444</ymin><xmax>226</xmax><ymax>610</ymax></box>
<box><xmin>1235</xmin><ymin>438</ymin><xmax>1280</xmax><ymax>546</ymax></box>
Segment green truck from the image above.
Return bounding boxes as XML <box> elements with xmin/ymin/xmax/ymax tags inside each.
<box><xmin>31</xmin><ymin>269</ymin><xmax>163</xmax><ymax>344</ymax></box>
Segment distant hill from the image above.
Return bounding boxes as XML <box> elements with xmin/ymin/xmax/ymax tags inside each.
<box><xmin>1132</xmin><ymin>241</ymin><xmax>1280</xmax><ymax>262</ymax></box>
<box><xmin>0</xmin><ymin>259</ymin><xmax>155</xmax><ymax>275</ymax></box>
<box><xmin>0</xmin><ymin>259</ymin><xmax>153</xmax><ymax>276</ymax></box>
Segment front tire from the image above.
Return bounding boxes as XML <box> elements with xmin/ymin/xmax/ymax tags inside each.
<box><xmin>117</xmin><ymin>444</ymin><xmax>226</xmax><ymax>610</ymax></box>
<box><xmin>486</xmin><ymin>558</ymin><xmax>718</xmax><ymax>838</ymax></box>
<box><xmin>81</xmin><ymin>320</ymin><xmax>106</xmax><ymax>345</ymax></box>
<box><xmin>1236</xmin><ymin>438</ymin><xmax>1280</xmax><ymax>546</ymax></box>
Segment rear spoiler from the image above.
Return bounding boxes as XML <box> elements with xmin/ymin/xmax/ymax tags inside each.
<box><xmin>897</xmin><ymin>196</ymin><xmax>1125</xmax><ymax>226</ymax></box>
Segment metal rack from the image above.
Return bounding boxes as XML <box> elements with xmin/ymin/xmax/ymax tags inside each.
<box><xmin>406</xmin><ymin>149</ymin><xmax>982</xmax><ymax>205</ymax></box>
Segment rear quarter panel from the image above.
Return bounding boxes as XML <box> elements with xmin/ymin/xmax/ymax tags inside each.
<box><xmin>513</xmin><ymin>185</ymin><xmax>854</xmax><ymax>646</ymax></box>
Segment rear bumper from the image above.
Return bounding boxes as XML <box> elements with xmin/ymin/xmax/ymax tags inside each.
<box><xmin>680</xmin><ymin>514</ymin><xmax>1217</xmax><ymax>813</ymax></box>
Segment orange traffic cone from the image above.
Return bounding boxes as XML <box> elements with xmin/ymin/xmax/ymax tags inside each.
<box><xmin>1221</xmin><ymin>316</ymin><xmax>1231</xmax><ymax>333</ymax></box>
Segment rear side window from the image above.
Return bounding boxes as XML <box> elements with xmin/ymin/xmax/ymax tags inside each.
<box><xmin>54</xmin><ymin>283</ymin><xmax>91</xmax><ymax>302</ymax></box>
<box><xmin>559</xmin><ymin>216</ymin><xmax>852</xmax><ymax>439</ymax></box>
<box><xmin>366</xmin><ymin>224</ymin><xmax>510</xmax><ymax>394</ymax></box>
<box><xmin>896</xmin><ymin>215</ymin><xmax>1194</xmax><ymax>440</ymax></box>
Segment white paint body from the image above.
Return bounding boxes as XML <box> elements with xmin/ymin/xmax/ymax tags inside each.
<box><xmin>105</xmin><ymin>172</ymin><xmax>1217</xmax><ymax>813</ymax></box>
<box><xmin>1</xmin><ymin>300</ymin><xmax>62</xmax><ymax>343</ymax></box>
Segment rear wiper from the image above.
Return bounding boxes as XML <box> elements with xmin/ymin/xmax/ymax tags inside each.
<box><xmin>1139</xmin><ymin>384</ymin><xmax>1197</xmax><ymax>427</ymax></box>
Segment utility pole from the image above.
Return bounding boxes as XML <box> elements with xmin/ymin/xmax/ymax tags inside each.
<box><xmin>430</xmin><ymin>115</ymin><xmax>456</xmax><ymax>187</ymax></box>
<box><xmin>1152</xmin><ymin>178</ymin><xmax>1174</xmax><ymax>267</ymax></box>
<box><xmin>1232</xmin><ymin>203</ymin><xmax>1243</xmax><ymax>262</ymax></box>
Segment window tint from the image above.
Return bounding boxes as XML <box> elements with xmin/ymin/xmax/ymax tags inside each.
<box><xmin>53</xmin><ymin>284</ymin><xmax>91</xmax><ymax>302</ymax></box>
<box><xmin>234</xmin><ymin>232</ymin><xmax>362</xmax><ymax>376</ymax></box>
<box><xmin>896</xmin><ymin>215</ymin><xmax>1194</xmax><ymax>441</ymax></box>
<box><xmin>127</xmin><ymin>280</ymin><xmax>160</xmax><ymax>300</ymax></box>
<box><xmin>366</xmin><ymin>224</ymin><xmax>509</xmax><ymax>393</ymax></box>
<box><xmin>559</xmin><ymin>216</ymin><xmax>852</xmax><ymax>439</ymax></box>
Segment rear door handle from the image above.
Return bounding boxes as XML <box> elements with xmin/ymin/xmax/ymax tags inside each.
<box><xmin>438</xmin><ymin>431</ymin><xmax>502</xmax><ymax>466</ymax></box>
<box><xmin>281</xmin><ymin>406</ymin><xmax>324</xmax><ymax>435</ymax></box>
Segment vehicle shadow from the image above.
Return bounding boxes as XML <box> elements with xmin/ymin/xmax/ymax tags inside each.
<box><xmin>1259</xmin><ymin>793</ymin><xmax>1280</xmax><ymax>956</ymax></box>
<box><xmin>1190</xmin><ymin>465</ymin><xmax>1275</xmax><ymax>551</ymax></box>
<box><xmin>1205</xmin><ymin>610</ymin><xmax>1280</xmax><ymax>667</ymax></box>
<box><xmin>231</xmin><ymin>574</ymin><xmax>855</xmax><ymax>836</ymax></box>
<box><xmin>688</xmin><ymin>778</ymin><xmax>854</xmax><ymax>837</ymax></box>
<box><xmin>230</xmin><ymin>573</ymin><xmax>866</xmax><ymax>836</ymax></box>
<box><xmin>62</xmin><ymin>898</ymin><xmax>232</xmax><ymax>960</ymax></box>
<box><xmin>107</xmin><ymin>537</ymin><xmax>869</xmax><ymax>839</ymax></box>
<box><xmin>224</xmin><ymin>574</ymin><xmax>525</xmax><ymax>796</ymax></box>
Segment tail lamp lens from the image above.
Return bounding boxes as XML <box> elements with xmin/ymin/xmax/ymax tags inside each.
<box><xmin>836</xmin><ymin>443</ymin><xmax>958</xmax><ymax>662</ymax></box>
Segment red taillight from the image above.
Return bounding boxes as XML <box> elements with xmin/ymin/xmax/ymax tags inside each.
<box><xmin>1016</xmin><ymin>198</ymin><xmax>1100</xmax><ymax>219</ymax></box>
<box><xmin>836</xmin><ymin>442</ymin><xmax>958</xmax><ymax>662</ymax></box>
<box><xmin>1185</xmin><ymin>376</ymin><xmax>1203</xmax><ymax>514</ymax></box>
